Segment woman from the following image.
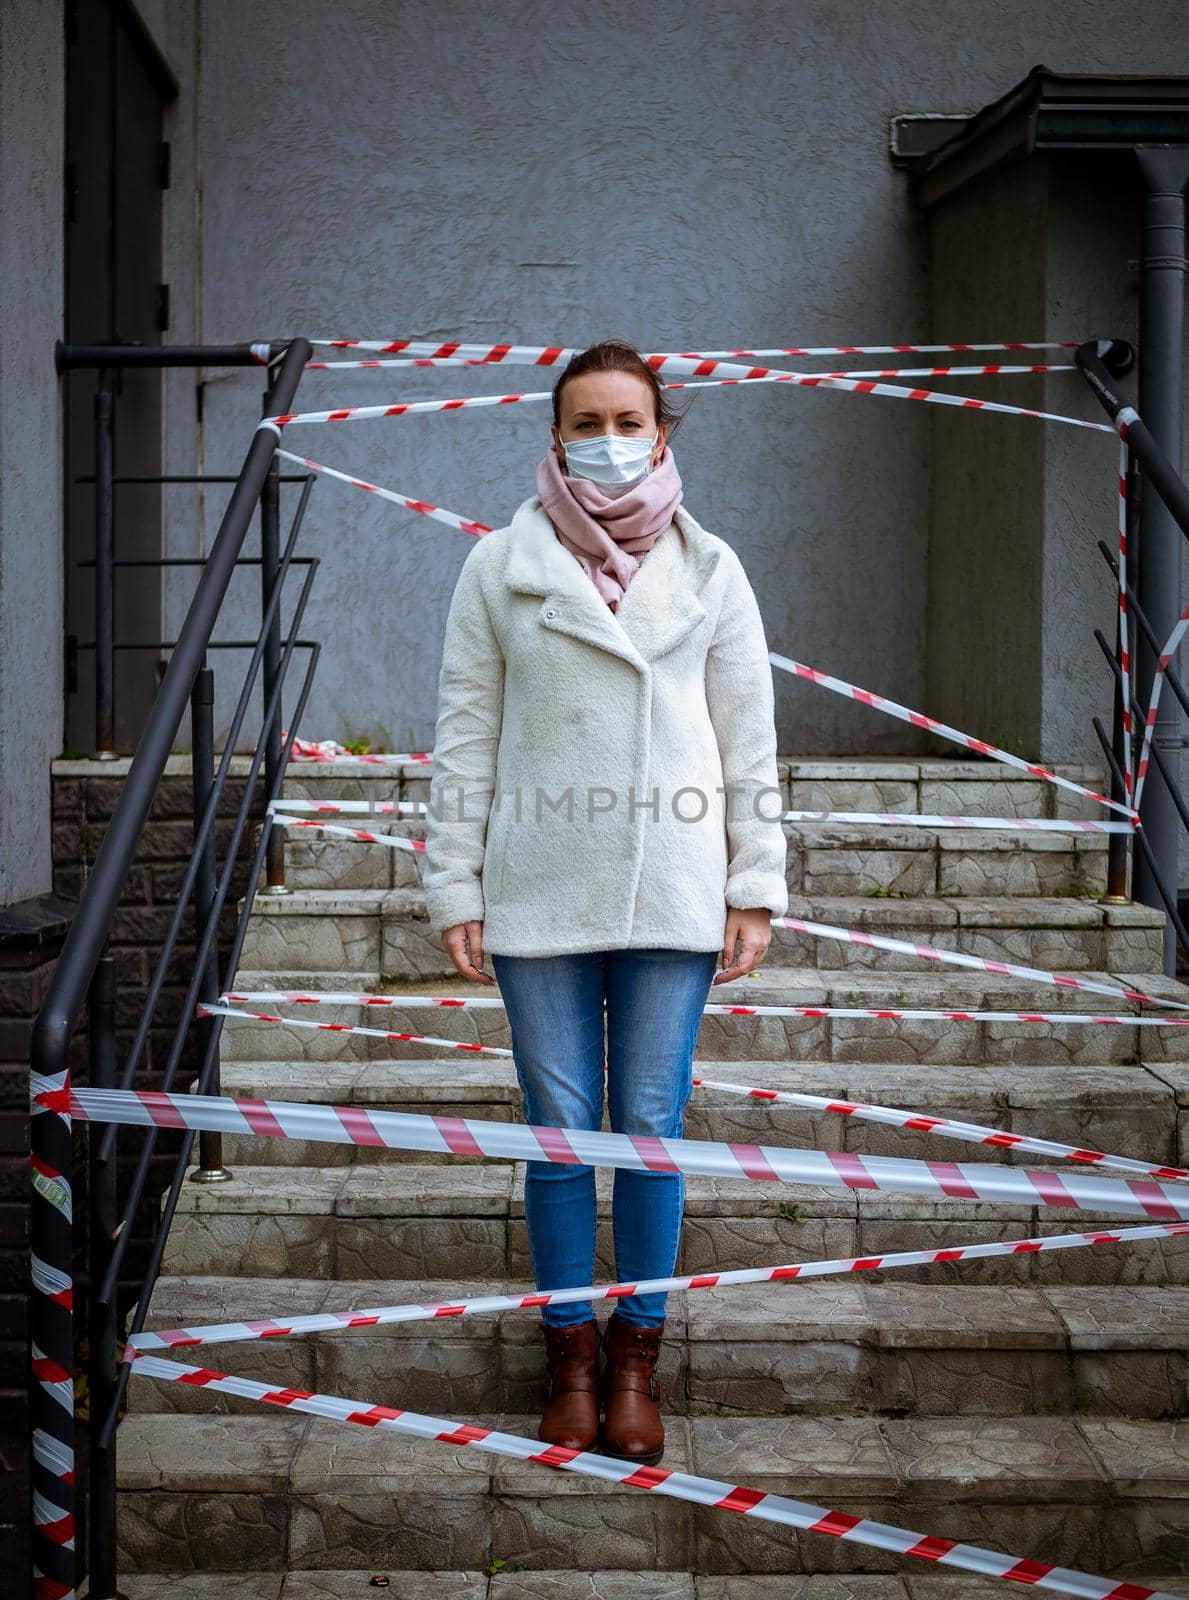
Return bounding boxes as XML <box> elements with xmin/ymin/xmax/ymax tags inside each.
<box><xmin>422</xmin><ymin>339</ymin><xmax>788</xmax><ymax>1466</ymax></box>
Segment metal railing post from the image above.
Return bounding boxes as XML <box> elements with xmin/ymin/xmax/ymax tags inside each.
<box><xmin>86</xmin><ymin>955</ymin><xmax>127</xmax><ymax>1597</ymax></box>
<box><xmin>94</xmin><ymin>371</ymin><xmax>117</xmax><ymax>759</ymax></box>
<box><xmin>1134</xmin><ymin>149</ymin><xmax>1189</xmax><ymax>973</ymax></box>
<box><xmin>260</xmin><ymin>378</ymin><xmax>288</xmax><ymax>895</ymax></box>
<box><xmin>29</xmin><ymin>1042</ymin><xmax>78</xmax><ymax>1598</ymax></box>
<box><xmin>1104</xmin><ymin>445</ymin><xmax>1139</xmax><ymax>904</ymax></box>
<box><xmin>190</xmin><ymin>666</ymin><xmax>231</xmax><ymax>1184</ymax></box>
<box><xmin>30</xmin><ymin>335</ymin><xmax>311</xmax><ymax>1592</ymax></box>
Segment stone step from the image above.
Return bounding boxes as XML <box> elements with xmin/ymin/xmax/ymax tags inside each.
<box><xmin>206</xmin><ymin>1060</ymin><xmax>1183</xmax><ymax>1173</ymax></box>
<box><xmin>244</xmin><ymin>888</ymin><xmax>1161</xmax><ymax>980</ymax></box>
<box><xmin>273</xmin><ymin>822</ymin><xmax>1111</xmax><ymax>901</ymax></box>
<box><xmin>128</xmin><ymin>1276</ymin><xmax>1189</xmax><ymax>1422</ymax></box>
<box><xmin>217</xmin><ymin>965</ymin><xmax>1189</xmax><ymax>1067</ymax></box>
<box><xmin>90</xmin><ymin>1573</ymin><xmax>1189</xmax><ymax>1600</ymax></box>
<box><xmin>160</xmin><ymin>1163</ymin><xmax>1189</xmax><ymax>1288</ymax></box>
<box><xmin>112</xmin><ymin>1408</ymin><xmax>1189</xmax><ymax>1577</ymax></box>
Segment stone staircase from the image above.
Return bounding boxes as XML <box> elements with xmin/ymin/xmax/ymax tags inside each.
<box><xmin>115</xmin><ymin>758</ymin><xmax>1189</xmax><ymax>1597</ymax></box>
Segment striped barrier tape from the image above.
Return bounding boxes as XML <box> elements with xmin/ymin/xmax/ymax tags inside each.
<box><xmin>208</xmin><ymin>990</ymin><xmax>1189</xmax><ymax>1182</ymax></box>
<box><xmin>261</xmin><ymin>461</ymin><xmax>1133</xmax><ymax>828</ymax></box>
<box><xmin>275</xmin><ymin>447</ymin><xmax>492</xmax><ymax>537</ymax></box>
<box><xmin>268</xmin><ymin>814</ymin><xmax>425</xmax><ymax>851</ymax></box>
<box><xmin>125</xmin><ymin>1218</ymin><xmax>1189</xmax><ymax>1354</ymax></box>
<box><xmin>269</xmin><ymin>798</ymin><xmax>428</xmax><ymax>813</ymax></box>
<box><xmin>770</xmin><ymin>912</ymin><xmax>1188</xmax><ymax>1009</ymax></box>
<box><xmin>769</xmin><ymin>652</ymin><xmax>1138</xmax><ymax>820</ymax></box>
<box><xmin>267</xmin><ymin>796</ymin><xmax>1132</xmax><ymax>833</ymax></box>
<box><xmin>202</xmin><ymin>998</ymin><xmax>1189</xmax><ymax>1036</ymax></box>
<box><xmin>257</xmin><ymin>369</ymin><xmax>1116</xmax><ymax>436</ymax></box>
<box><xmin>283</xmin><ymin>733</ymin><xmax>433</xmax><ymax>764</ymax></box>
<box><xmin>200</xmin><ymin>996</ymin><xmax>1189</xmax><ymax>1035</ymax></box>
<box><xmin>1132</xmin><ymin>604</ymin><xmax>1189</xmax><ymax>814</ymax></box>
<box><xmin>308</xmin><ymin>339</ymin><xmax>1085</xmax><ymax>358</ymax></box>
<box><xmin>125</xmin><ymin>1352</ymin><xmax>1184</xmax><ymax>1600</ymax></box>
<box><xmin>308</xmin><ymin>355</ymin><xmax>1077</xmax><ymax>379</ymax></box>
<box><xmin>1115</xmin><ymin>440</ymin><xmax>1135</xmax><ymax>808</ymax></box>
<box><xmin>40</xmin><ymin>1083</ymin><xmax>1189</xmax><ymax>1219</ymax></box>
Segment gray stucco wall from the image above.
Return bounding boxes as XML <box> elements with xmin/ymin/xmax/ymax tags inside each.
<box><xmin>161</xmin><ymin>0</ymin><xmax>1189</xmax><ymax>762</ymax></box>
<box><xmin>0</xmin><ymin>0</ymin><xmax>63</xmax><ymax>903</ymax></box>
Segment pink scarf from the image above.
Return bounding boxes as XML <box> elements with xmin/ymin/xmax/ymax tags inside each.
<box><xmin>535</xmin><ymin>443</ymin><xmax>684</xmax><ymax>610</ymax></box>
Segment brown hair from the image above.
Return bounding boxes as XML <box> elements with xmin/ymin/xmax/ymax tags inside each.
<box><xmin>551</xmin><ymin>338</ymin><xmax>694</xmax><ymax>439</ymax></box>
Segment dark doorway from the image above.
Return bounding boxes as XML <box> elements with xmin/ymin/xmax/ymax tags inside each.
<box><xmin>63</xmin><ymin>0</ymin><xmax>178</xmax><ymax>751</ymax></box>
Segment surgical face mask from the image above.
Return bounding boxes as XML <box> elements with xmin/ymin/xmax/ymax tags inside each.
<box><xmin>561</xmin><ymin>431</ymin><xmax>658</xmax><ymax>486</ymax></box>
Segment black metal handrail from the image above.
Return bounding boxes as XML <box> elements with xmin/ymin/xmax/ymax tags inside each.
<box><xmin>1076</xmin><ymin>338</ymin><xmax>1189</xmax><ymax>970</ymax></box>
<box><xmin>29</xmin><ymin>337</ymin><xmax>314</xmax><ymax>1600</ymax></box>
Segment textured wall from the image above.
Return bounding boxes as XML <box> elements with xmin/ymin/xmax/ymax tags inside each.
<box><xmin>155</xmin><ymin>1</ymin><xmax>1188</xmax><ymax>763</ymax></box>
<box><xmin>0</xmin><ymin>0</ymin><xmax>64</xmax><ymax>903</ymax></box>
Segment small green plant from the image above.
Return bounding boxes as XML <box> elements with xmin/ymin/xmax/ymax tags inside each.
<box><xmin>866</xmin><ymin>884</ymin><xmax>909</xmax><ymax>898</ymax></box>
<box><xmin>487</xmin><ymin>1558</ymin><xmax>526</xmax><ymax>1576</ymax></box>
<box><xmin>333</xmin><ymin>711</ymin><xmax>397</xmax><ymax>756</ymax></box>
<box><xmin>777</xmin><ymin>1200</ymin><xmax>807</xmax><ymax>1225</ymax></box>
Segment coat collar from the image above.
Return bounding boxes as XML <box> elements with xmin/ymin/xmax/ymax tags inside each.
<box><xmin>502</xmin><ymin>496</ymin><xmax>720</xmax><ymax>671</ymax></box>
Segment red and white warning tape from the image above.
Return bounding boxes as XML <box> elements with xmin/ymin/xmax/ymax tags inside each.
<box><xmin>201</xmin><ymin>996</ymin><xmax>1189</xmax><ymax>1036</ymax></box>
<box><xmin>1132</xmin><ymin>604</ymin><xmax>1189</xmax><ymax>814</ymax></box>
<box><xmin>275</xmin><ymin>447</ymin><xmax>491</xmax><ymax>537</ymax></box>
<box><xmin>1115</xmin><ymin>440</ymin><xmax>1135</xmax><ymax>808</ymax></box>
<box><xmin>771</xmin><ymin>913</ymin><xmax>1186</xmax><ymax>1009</ymax></box>
<box><xmin>266</xmin><ymin>796</ymin><xmax>1131</xmax><ymax>834</ymax></box>
<box><xmin>769</xmin><ymin>652</ymin><xmax>1138</xmax><ymax>821</ymax></box>
<box><xmin>208</xmin><ymin>990</ymin><xmax>1189</xmax><ymax>1182</ymax></box>
<box><xmin>125</xmin><ymin>1217</ymin><xmax>1189</xmax><ymax>1354</ymax></box>
<box><xmin>283</xmin><ymin>733</ymin><xmax>433</xmax><ymax>764</ymax></box>
<box><xmin>125</xmin><ymin>1352</ymin><xmax>1184</xmax><ymax>1600</ymax></box>
<box><xmin>308</xmin><ymin>338</ymin><xmax>1085</xmax><ymax>359</ymax></box>
<box><xmin>258</xmin><ymin>369</ymin><xmax>1115</xmax><ymax>435</ymax></box>
<box><xmin>44</xmin><ymin>1083</ymin><xmax>1189</xmax><ymax>1219</ymax></box>
<box><xmin>268</xmin><ymin>814</ymin><xmax>425</xmax><ymax>851</ymax></box>
<box><xmin>308</xmin><ymin>355</ymin><xmax>1076</xmax><ymax>379</ymax></box>
<box><xmin>269</xmin><ymin>799</ymin><xmax>427</xmax><ymax>813</ymax></box>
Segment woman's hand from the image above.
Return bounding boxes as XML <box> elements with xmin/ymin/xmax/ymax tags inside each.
<box><xmin>442</xmin><ymin>920</ymin><xmax>496</xmax><ymax>985</ymax></box>
<box><xmin>712</xmin><ymin>906</ymin><xmax>772</xmax><ymax>985</ymax></box>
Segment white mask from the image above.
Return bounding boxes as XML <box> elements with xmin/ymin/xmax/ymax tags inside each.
<box><xmin>561</xmin><ymin>432</ymin><xmax>658</xmax><ymax>486</ymax></box>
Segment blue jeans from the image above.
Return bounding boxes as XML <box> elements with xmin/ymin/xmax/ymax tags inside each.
<box><xmin>490</xmin><ymin>946</ymin><xmax>720</xmax><ymax>1329</ymax></box>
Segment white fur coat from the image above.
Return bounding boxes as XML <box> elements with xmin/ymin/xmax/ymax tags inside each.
<box><xmin>422</xmin><ymin>494</ymin><xmax>789</xmax><ymax>957</ymax></box>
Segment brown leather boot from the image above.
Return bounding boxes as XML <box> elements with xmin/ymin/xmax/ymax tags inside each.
<box><xmin>538</xmin><ymin>1319</ymin><xmax>601</xmax><ymax>1451</ymax></box>
<box><xmin>599</xmin><ymin>1312</ymin><xmax>665</xmax><ymax>1465</ymax></box>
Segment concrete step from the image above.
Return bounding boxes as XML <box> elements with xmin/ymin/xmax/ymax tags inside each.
<box><xmin>90</xmin><ymin>1573</ymin><xmax>1189</xmax><ymax>1599</ymax></box>
<box><xmin>205</xmin><ymin>1060</ymin><xmax>1183</xmax><ymax>1174</ymax></box>
<box><xmin>113</xmin><ymin>1408</ymin><xmax>1189</xmax><ymax>1577</ymax></box>
<box><xmin>159</xmin><ymin>1163</ymin><xmax>1189</xmax><ymax>1288</ymax></box>
<box><xmin>128</xmin><ymin>1276</ymin><xmax>1189</xmax><ymax>1422</ymax></box>
<box><xmin>241</xmin><ymin>888</ymin><xmax>1162</xmax><ymax>980</ymax></box>
<box><xmin>273</xmin><ymin>822</ymin><xmax>1112</xmax><ymax>901</ymax></box>
<box><xmin>217</xmin><ymin>966</ymin><xmax>1189</xmax><ymax>1067</ymax></box>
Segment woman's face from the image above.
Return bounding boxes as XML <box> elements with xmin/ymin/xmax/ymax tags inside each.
<box><xmin>551</xmin><ymin>369</ymin><xmax>666</xmax><ymax>469</ymax></box>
